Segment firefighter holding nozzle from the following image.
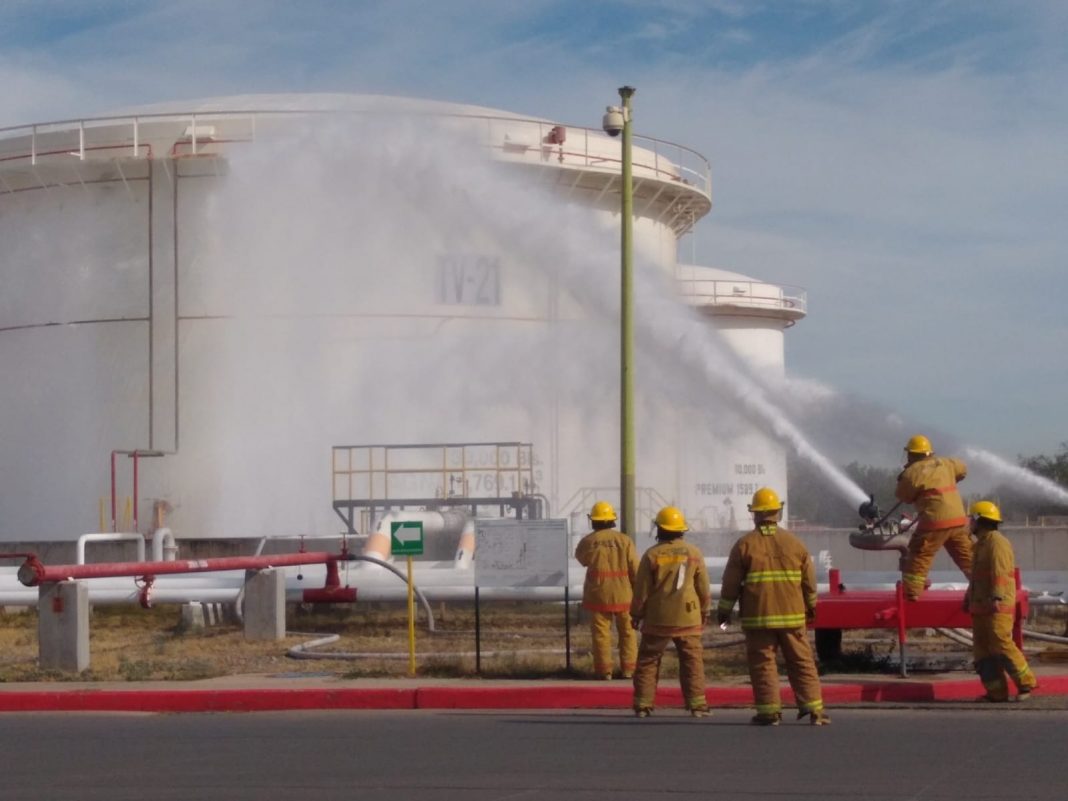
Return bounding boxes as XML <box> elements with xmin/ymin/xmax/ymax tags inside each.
<box><xmin>718</xmin><ymin>487</ymin><xmax>830</xmax><ymax>726</ymax></box>
<box><xmin>895</xmin><ymin>435</ymin><xmax>973</xmax><ymax>601</ymax></box>
<box><xmin>964</xmin><ymin>500</ymin><xmax>1038</xmax><ymax>702</ymax></box>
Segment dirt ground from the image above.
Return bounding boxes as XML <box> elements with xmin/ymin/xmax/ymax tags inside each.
<box><xmin>0</xmin><ymin>601</ymin><xmax>1065</xmax><ymax>683</ymax></box>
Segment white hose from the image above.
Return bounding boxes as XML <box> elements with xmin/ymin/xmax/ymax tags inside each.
<box><xmin>1021</xmin><ymin>628</ymin><xmax>1068</xmax><ymax>645</ymax></box>
<box><xmin>347</xmin><ymin>554</ymin><xmax>437</xmax><ymax>632</ymax></box>
<box><xmin>287</xmin><ymin>632</ymin><xmax>342</xmax><ymax>659</ymax></box>
<box><xmin>286</xmin><ymin>631</ymin><xmax>746</xmax><ymax>661</ymax></box>
<box><xmin>934</xmin><ymin>628</ymin><xmax>974</xmax><ymax>647</ymax></box>
<box><xmin>936</xmin><ymin>626</ymin><xmax>1065</xmax><ymax>653</ymax></box>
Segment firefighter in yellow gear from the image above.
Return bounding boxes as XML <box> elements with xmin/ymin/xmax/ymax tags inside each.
<box><xmin>718</xmin><ymin>487</ymin><xmax>830</xmax><ymax>726</ymax></box>
<box><xmin>630</xmin><ymin>506</ymin><xmax>711</xmax><ymax>718</ymax></box>
<box><xmin>575</xmin><ymin>500</ymin><xmax>639</xmax><ymax>679</ymax></box>
<box><xmin>964</xmin><ymin>500</ymin><xmax>1037</xmax><ymax>702</ymax></box>
<box><xmin>895</xmin><ymin>434</ymin><xmax>972</xmax><ymax>600</ymax></box>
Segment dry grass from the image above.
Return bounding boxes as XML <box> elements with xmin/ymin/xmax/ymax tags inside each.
<box><xmin>0</xmin><ymin>602</ymin><xmax>746</xmax><ymax>682</ymax></box>
<box><xmin>0</xmin><ymin>601</ymin><xmax>1064</xmax><ymax>682</ymax></box>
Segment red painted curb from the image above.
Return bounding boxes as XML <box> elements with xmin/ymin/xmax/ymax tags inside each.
<box><xmin>416</xmin><ymin>685</ymin><xmax>633</xmax><ymax>709</ymax></box>
<box><xmin>0</xmin><ymin>688</ymin><xmax>416</xmax><ymax>713</ymax></box>
<box><xmin>0</xmin><ymin>676</ymin><xmax>1065</xmax><ymax>713</ymax></box>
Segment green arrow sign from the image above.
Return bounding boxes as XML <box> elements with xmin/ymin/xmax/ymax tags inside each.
<box><xmin>390</xmin><ymin>520</ymin><xmax>424</xmax><ymax>556</ymax></box>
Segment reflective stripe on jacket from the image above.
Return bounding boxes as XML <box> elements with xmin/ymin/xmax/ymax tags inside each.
<box><xmin>575</xmin><ymin>528</ymin><xmax>638</xmax><ymax>613</ymax></box>
<box><xmin>966</xmin><ymin>530</ymin><xmax>1017</xmax><ymax>616</ymax></box>
<box><xmin>718</xmin><ymin>524</ymin><xmax>817</xmax><ymax>630</ymax></box>
<box><xmin>630</xmin><ymin>538</ymin><xmax>711</xmax><ymax>635</ymax></box>
<box><xmin>895</xmin><ymin>455</ymin><xmax>967</xmax><ymax>532</ymax></box>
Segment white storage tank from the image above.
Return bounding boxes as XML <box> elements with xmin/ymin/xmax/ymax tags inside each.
<box><xmin>0</xmin><ymin>93</ymin><xmax>805</xmax><ymax>542</ymax></box>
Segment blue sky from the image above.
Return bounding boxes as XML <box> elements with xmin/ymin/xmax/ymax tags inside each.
<box><xmin>2</xmin><ymin>0</ymin><xmax>1066</xmax><ymax>461</ymax></box>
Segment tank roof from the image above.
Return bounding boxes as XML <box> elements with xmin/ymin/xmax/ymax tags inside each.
<box><xmin>105</xmin><ymin>93</ymin><xmax>545</xmax><ymax>124</ymax></box>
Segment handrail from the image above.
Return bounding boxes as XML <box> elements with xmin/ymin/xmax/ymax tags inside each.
<box><xmin>558</xmin><ymin>485</ymin><xmax>671</xmax><ymax>522</ymax></box>
<box><xmin>678</xmin><ymin>278</ymin><xmax>808</xmax><ymax>315</ymax></box>
<box><xmin>332</xmin><ymin>441</ymin><xmax>537</xmax><ymax>505</ymax></box>
<box><xmin>0</xmin><ymin>108</ymin><xmax>712</xmax><ymax>200</ymax></box>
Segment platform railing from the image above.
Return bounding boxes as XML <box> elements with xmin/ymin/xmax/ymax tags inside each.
<box><xmin>678</xmin><ymin>278</ymin><xmax>808</xmax><ymax>316</ymax></box>
<box><xmin>0</xmin><ymin>109</ymin><xmax>712</xmax><ymax>200</ymax></box>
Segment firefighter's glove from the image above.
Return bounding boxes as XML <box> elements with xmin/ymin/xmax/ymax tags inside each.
<box><xmin>805</xmin><ymin>607</ymin><xmax>816</xmax><ymax>622</ymax></box>
<box><xmin>630</xmin><ymin>616</ymin><xmax>641</xmax><ymax>631</ymax></box>
<box><xmin>701</xmin><ymin>611</ymin><xmax>710</xmax><ymax>627</ymax></box>
<box><xmin>716</xmin><ymin>611</ymin><xmax>731</xmax><ymax>627</ymax></box>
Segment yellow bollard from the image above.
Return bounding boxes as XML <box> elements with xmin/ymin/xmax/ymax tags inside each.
<box><xmin>407</xmin><ymin>555</ymin><xmax>417</xmax><ymax>677</ymax></box>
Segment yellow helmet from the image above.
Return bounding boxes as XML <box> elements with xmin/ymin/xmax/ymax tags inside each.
<box><xmin>969</xmin><ymin>500</ymin><xmax>1002</xmax><ymax>523</ymax></box>
<box><xmin>654</xmin><ymin>506</ymin><xmax>688</xmax><ymax>532</ymax></box>
<box><xmin>748</xmin><ymin>487</ymin><xmax>783</xmax><ymax>513</ymax></box>
<box><xmin>589</xmin><ymin>500</ymin><xmax>617</xmax><ymax>522</ymax></box>
<box><xmin>905</xmin><ymin>434</ymin><xmax>933</xmax><ymax>456</ymax></box>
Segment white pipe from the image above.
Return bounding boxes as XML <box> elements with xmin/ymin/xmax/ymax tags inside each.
<box><xmin>0</xmin><ymin>556</ymin><xmax>743</xmax><ymax>611</ymax></box>
<box><xmin>2</xmin><ymin>557</ymin><xmax>1068</xmax><ymax>611</ymax></box>
<box><xmin>76</xmin><ymin>532</ymin><xmax>146</xmax><ymax>565</ymax></box>
<box><xmin>363</xmin><ymin>509</ymin><xmax>470</xmax><ymax>562</ymax></box>
<box><xmin>1021</xmin><ymin>629</ymin><xmax>1068</xmax><ymax>645</ymax></box>
<box><xmin>151</xmin><ymin>527</ymin><xmax>178</xmax><ymax>562</ymax></box>
<box><xmin>454</xmin><ymin>517</ymin><xmax>475</xmax><ymax>568</ymax></box>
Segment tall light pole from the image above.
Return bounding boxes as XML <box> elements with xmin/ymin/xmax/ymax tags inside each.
<box><xmin>603</xmin><ymin>86</ymin><xmax>636</xmax><ymax>536</ymax></box>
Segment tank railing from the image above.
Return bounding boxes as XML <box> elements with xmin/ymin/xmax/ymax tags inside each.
<box><xmin>489</xmin><ymin>119</ymin><xmax>709</xmax><ymax>193</ymax></box>
<box><xmin>332</xmin><ymin>442</ymin><xmax>537</xmax><ymax>506</ymax></box>
<box><xmin>558</xmin><ymin>485</ymin><xmax>672</xmax><ymax>530</ymax></box>
<box><xmin>678</xmin><ymin>278</ymin><xmax>808</xmax><ymax>315</ymax></box>
<box><xmin>0</xmin><ymin>109</ymin><xmax>711</xmax><ymax>201</ymax></box>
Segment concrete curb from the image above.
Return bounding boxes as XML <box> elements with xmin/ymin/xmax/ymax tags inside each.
<box><xmin>1</xmin><ymin>675</ymin><xmax>1067</xmax><ymax>713</ymax></box>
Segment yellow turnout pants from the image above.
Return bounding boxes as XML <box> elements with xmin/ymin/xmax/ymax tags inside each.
<box><xmin>972</xmin><ymin>613</ymin><xmax>1036</xmax><ymax>700</ymax></box>
<box><xmin>903</xmin><ymin>525</ymin><xmax>973</xmax><ymax>600</ymax></box>
<box><xmin>744</xmin><ymin>627</ymin><xmax>824</xmax><ymax>717</ymax></box>
<box><xmin>589</xmin><ymin>610</ymin><xmax>637</xmax><ymax>677</ymax></box>
<box><xmin>632</xmin><ymin>633</ymin><xmax>706</xmax><ymax>712</ymax></box>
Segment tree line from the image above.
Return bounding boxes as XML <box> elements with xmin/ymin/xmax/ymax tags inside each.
<box><xmin>787</xmin><ymin>442</ymin><xmax>1068</xmax><ymax>527</ymax></box>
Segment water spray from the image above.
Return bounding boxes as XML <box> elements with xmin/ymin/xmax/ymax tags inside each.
<box><xmin>963</xmin><ymin>447</ymin><xmax>1068</xmax><ymax>506</ymax></box>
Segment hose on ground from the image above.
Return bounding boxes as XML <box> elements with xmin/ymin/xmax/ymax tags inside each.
<box><xmin>286</xmin><ymin>632</ymin><xmax>746</xmax><ymax>661</ymax></box>
<box><xmin>934</xmin><ymin>626</ymin><xmax>1066</xmax><ymax>653</ymax></box>
<box><xmin>1021</xmin><ymin>628</ymin><xmax>1068</xmax><ymax>645</ymax></box>
<box><xmin>346</xmin><ymin>554</ymin><xmax>436</xmax><ymax>633</ymax></box>
<box><xmin>934</xmin><ymin>628</ymin><xmax>974</xmax><ymax>648</ymax></box>
<box><xmin>287</xmin><ymin>635</ymin><xmax>586</xmax><ymax>661</ymax></box>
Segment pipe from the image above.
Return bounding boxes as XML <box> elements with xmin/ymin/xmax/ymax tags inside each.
<box><xmin>2</xmin><ymin>555</ymin><xmax>1066</xmax><ymax>614</ymax></box>
<box><xmin>363</xmin><ymin>509</ymin><xmax>471</xmax><ymax>562</ymax></box>
<box><xmin>454</xmin><ymin>517</ymin><xmax>475</xmax><ymax>568</ymax></box>
<box><xmin>76</xmin><ymin>533</ymin><xmax>146</xmax><ymax>565</ymax></box>
<box><xmin>1021</xmin><ymin>629</ymin><xmax>1068</xmax><ymax>645</ymax></box>
<box><xmin>133</xmin><ymin>451</ymin><xmax>140</xmax><ymax>531</ymax></box>
<box><xmin>150</xmin><ymin>527</ymin><xmax>178</xmax><ymax>562</ymax></box>
<box><xmin>15</xmin><ymin>550</ymin><xmax>345</xmax><ymax>587</ymax></box>
<box><xmin>300</xmin><ymin>557</ymin><xmax>358</xmax><ymax>604</ymax></box>
<box><xmin>110</xmin><ymin>452</ymin><xmax>117</xmax><ymax>531</ymax></box>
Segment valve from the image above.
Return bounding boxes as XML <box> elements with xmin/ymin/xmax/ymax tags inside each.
<box><xmin>136</xmin><ymin>575</ymin><xmax>155</xmax><ymax>609</ymax></box>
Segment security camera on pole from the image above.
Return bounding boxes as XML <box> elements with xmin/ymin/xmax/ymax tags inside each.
<box><xmin>603</xmin><ymin>86</ymin><xmax>636</xmax><ymax>537</ymax></box>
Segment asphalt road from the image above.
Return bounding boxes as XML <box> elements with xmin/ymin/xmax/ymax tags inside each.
<box><xmin>1</xmin><ymin>707</ymin><xmax>1064</xmax><ymax>800</ymax></box>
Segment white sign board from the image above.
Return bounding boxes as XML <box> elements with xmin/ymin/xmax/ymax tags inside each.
<box><xmin>474</xmin><ymin>519</ymin><xmax>569</xmax><ymax>588</ymax></box>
